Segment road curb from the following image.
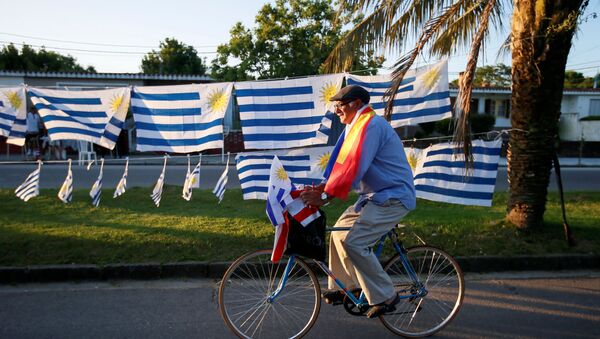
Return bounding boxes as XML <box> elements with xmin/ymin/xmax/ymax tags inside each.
<box><xmin>1</xmin><ymin>254</ymin><xmax>599</xmax><ymax>284</ymax></box>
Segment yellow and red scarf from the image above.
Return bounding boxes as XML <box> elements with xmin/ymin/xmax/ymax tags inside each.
<box><xmin>323</xmin><ymin>107</ymin><xmax>375</xmax><ymax>199</ymax></box>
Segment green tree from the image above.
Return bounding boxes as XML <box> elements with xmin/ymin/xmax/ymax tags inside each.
<box><xmin>473</xmin><ymin>63</ymin><xmax>511</xmax><ymax>87</ymax></box>
<box><xmin>325</xmin><ymin>0</ymin><xmax>589</xmax><ymax>229</ymax></box>
<box><xmin>211</xmin><ymin>0</ymin><xmax>384</xmax><ymax>81</ymax></box>
<box><xmin>0</xmin><ymin>43</ymin><xmax>96</xmax><ymax>73</ymax></box>
<box><xmin>141</xmin><ymin>38</ymin><xmax>207</xmax><ymax>75</ymax></box>
<box><xmin>563</xmin><ymin>70</ymin><xmax>595</xmax><ymax>88</ymax></box>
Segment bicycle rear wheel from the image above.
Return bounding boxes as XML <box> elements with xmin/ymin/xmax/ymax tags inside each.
<box><xmin>380</xmin><ymin>245</ymin><xmax>464</xmax><ymax>337</ymax></box>
<box><xmin>218</xmin><ymin>249</ymin><xmax>321</xmax><ymax>339</ymax></box>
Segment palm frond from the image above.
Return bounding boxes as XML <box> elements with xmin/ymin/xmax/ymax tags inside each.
<box><xmin>453</xmin><ymin>0</ymin><xmax>499</xmax><ymax>171</ymax></box>
<box><xmin>383</xmin><ymin>1</ymin><xmax>466</xmax><ymax>120</ymax></box>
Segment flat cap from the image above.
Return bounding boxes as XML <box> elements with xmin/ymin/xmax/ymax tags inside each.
<box><xmin>330</xmin><ymin>85</ymin><xmax>370</xmax><ymax>104</ymax></box>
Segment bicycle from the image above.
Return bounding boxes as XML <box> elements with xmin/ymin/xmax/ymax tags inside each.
<box><xmin>218</xmin><ymin>225</ymin><xmax>465</xmax><ymax>338</ymax></box>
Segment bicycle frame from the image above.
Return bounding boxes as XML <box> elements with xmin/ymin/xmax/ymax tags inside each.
<box><xmin>268</xmin><ymin>226</ymin><xmax>428</xmax><ymax>306</ymax></box>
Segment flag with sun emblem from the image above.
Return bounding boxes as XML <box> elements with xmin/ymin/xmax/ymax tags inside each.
<box><xmin>58</xmin><ymin>159</ymin><xmax>73</xmax><ymax>203</ymax></box>
<box><xmin>131</xmin><ymin>83</ymin><xmax>233</xmax><ymax>153</ymax></box>
<box><xmin>404</xmin><ymin>147</ymin><xmax>424</xmax><ymax>174</ymax></box>
<box><xmin>346</xmin><ymin>60</ymin><xmax>451</xmax><ymax>128</ymax></box>
<box><xmin>413</xmin><ymin>139</ymin><xmax>502</xmax><ymax>206</ymax></box>
<box><xmin>235</xmin><ymin>74</ymin><xmax>344</xmax><ymax>150</ymax></box>
<box><xmin>236</xmin><ymin>146</ymin><xmax>333</xmax><ymax>200</ymax></box>
<box><xmin>0</xmin><ymin>86</ymin><xmax>27</xmax><ymax>146</ymax></box>
<box><xmin>28</xmin><ymin>87</ymin><xmax>130</xmax><ymax>149</ymax></box>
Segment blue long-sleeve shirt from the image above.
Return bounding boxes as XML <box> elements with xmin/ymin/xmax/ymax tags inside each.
<box><xmin>351</xmin><ymin>114</ymin><xmax>416</xmax><ymax>212</ymax></box>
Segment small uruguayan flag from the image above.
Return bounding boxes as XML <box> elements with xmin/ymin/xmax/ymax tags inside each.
<box><xmin>131</xmin><ymin>83</ymin><xmax>233</xmax><ymax>153</ymax></box>
<box><xmin>346</xmin><ymin>60</ymin><xmax>452</xmax><ymax>127</ymax></box>
<box><xmin>28</xmin><ymin>87</ymin><xmax>130</xmax><ymax>149</ymax></box>
<box><xmin>236</xmin><ymin>146</ymin><xmax>333</xmax><ymax>200</ymax></box>
<box><xmin>413</xmin><ymin>139</ymin><xmax>502</xmax><ymax>206</ymax></box>
<box><xmin>182</xmin><ymin>155</ymin><xmax>201</xmax><ymax>201</ymax></box>
<box><xmin>151</xmin><ymin>156</ymin><xmax>168</xmax><ymax>207</ymax></box>
<box><xmin>235</xmin><ymin>74</ymin><xmax>344</xmax><ymax>150</ymax></box>
<box><xmin>89</xmin><ymin>158</ymin><xmax>104</xmax><ymax>207</ymax></box>
<box><xmin>15</xmin><ymin>160</ymin><xmax>42</xmax><ymax>202</ymax></box>
<box><xmin>0</xmin><ymin>86</ymin><xmax>27</xmax><ymax>146</ymax></box>
<box><xmin>113</xmin><ymin>157</ymin><xmax>129</xmax><ymax>198</ymax></box>
<box><xmin>58</xmin><ymin>159</ymin><xmax>73</xmax><ymax>203</ymax></box>
<box><xmin>213</xmin><ymin>153</ymin><xmax>230</xmax><ymax>203</ymax></box>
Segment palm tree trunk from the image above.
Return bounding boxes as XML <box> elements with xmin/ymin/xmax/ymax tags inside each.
<box><xmin>507</xmin><ymin>0</ymin><xmax>584</xmax><ymax>228</ymax></box>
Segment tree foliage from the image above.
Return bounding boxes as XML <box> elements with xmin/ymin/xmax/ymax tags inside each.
<box><xmin>0</xmin><ymin>43</ymin><xmax>96</xmax><ymax>73</ymax></box>
<box><xmin>473</xmin><ymin>63</ymin><xmax>511</xmax><ymax>87</ymax></box>
<box><xmin>141</xmin><ymin>38</ymin><xmax>207</xmax><ymax>75</ymax></box>
<box><xmin>211</xmin><ymin>0</ymin><xmax>384</xmax><ymax>81</ymax></box>
<box><xmin>564</xmin><ymin>70</ymin><xmax>596</xmax><ymax>88</ymax></box>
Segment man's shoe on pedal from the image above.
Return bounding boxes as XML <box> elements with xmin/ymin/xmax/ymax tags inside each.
<box><xmin>321</xmin><ymin>289</ymin><xmax>345</xmax><ymax>305</ymax></box>
<box><xmin>366</xmin><ymin>293</ymin><xmax>400</xmax><ymax>318</ymax></box>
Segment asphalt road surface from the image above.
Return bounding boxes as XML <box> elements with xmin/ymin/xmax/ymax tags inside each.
<box><xmin>0</xmin><ymin>164</ymin><xmax>598</xmax><ymax>191</ymax></box>
<box><xmin>0</xmin><ymin>271</ymin><xmax>598</xmax><ymax>339</ymax></box>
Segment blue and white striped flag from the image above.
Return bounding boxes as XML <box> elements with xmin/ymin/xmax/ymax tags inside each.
<box><xmin>58</xmin><ymin>159</ymin><xmax>73</xmax><ymax>203</ymax></box>
<box><xmin>28</xmin><ymin>87</ymin><xmax>130</xmax><ymax>149</ymax></box>
<box><xmin>236</xmin><ymin>146</ymin><xmax>333</xmax><ymax>200</ymax></box>
<box><xmin>213</xmin><ymin>153</ymin><xmax>230</xmax><ymax>203</ymax></box>
<box><xmin>113</xmin><ymin>157</ymin><xmax>129</xmax><ymax>198</ymax></box>
<box><xmin>235</xmin><ymin>74</ymin><xmax>344</xmax><ymax>150</ymax></box>
<box><xmin>346</xmin><ymin>60</ymin><xmax>452</xmax><ymax>128</ymax></box>
<box><xmin>151</xmin><ymin>156</ymin><xmax>168</xmax><ymax>207</ymax></box>
<box><xmin>90</xmin><ymin>158</ymin><xmax>104</xmax><ymax>207</ymax></box>
<box><xmin>182</xmin><ymin>154</ymin><xmax>201</xmax><ymax>201</ymax></box>
<box><xmin>413</xmin><ymin>139</ymin><xmax>502</xmax><ymax>206</ymax></box>
<box><xmin>0</xmin><ymin>86</ymin><xmax>27</xmax><ymax>146</ymax></box>
<box><xmin>15</xmin><ymin>160</ymin><xmax>42</xmax><ymax>202</ymax></box>
<box><xmin>131</xmin><ymin>83</ymin><xmax>233</xmax><ymax>153</ymax></box>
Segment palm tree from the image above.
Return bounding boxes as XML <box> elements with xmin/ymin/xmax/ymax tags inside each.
<box><xmin>324</xmin><ymin>0</ymin><xmax>588</xmax><ymax>229</ymax></box>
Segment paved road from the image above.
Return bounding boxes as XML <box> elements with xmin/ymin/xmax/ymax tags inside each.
<box><xmin>0</xmin><ymin>164</ymin><xmax>598</xmax><ymax>191</ymax></box>
<box><xmin>0</xmin><ymin>271</ymin><xmax>598</xmax><ymax>339</ymax></box>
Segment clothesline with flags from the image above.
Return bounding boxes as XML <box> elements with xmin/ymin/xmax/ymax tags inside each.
<box><xmin>11</xmin><ymin>134</ymin><xmax>507</xmax><ymax>209</ymax></box>
<box><xmin>1</xmin><ymin>60</ymin><xmax>453</xmax><ymax>153</ymax></box>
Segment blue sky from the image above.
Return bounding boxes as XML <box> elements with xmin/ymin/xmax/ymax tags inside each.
<box><xmin>2</xmin><ymin>0</ymin><xmax>599</xmax><ymax>79</ymax></box>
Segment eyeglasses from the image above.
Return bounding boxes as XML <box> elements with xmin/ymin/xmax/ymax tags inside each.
<box><xmin>334</xmin><ymin>101</ymin><xmax>353</xmax><ymax>109</ymax></box>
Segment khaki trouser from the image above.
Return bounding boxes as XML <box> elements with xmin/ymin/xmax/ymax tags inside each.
<box><xmin>328</xmin><ymin>199</ymin><xmax>409</xmax><ymax>305</ymax></box>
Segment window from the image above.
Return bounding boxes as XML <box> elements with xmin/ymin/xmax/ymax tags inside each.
<box><xmin>589</xmin><ymin>99</ymin><xmax>600</xmax><ymax>116</ymax></box>
<box><xmin>485</xmin><ymin>99</ymin><xmax>510</xmax><ymax>119</ymax></box>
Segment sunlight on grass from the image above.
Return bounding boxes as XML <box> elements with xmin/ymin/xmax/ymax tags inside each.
<box><xmin>0</xmin><ymin>188</ymin><xmax>598</xmax><ymax>266</ymax></box>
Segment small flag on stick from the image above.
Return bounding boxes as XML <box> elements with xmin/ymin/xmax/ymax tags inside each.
<box><xmin>90</xmin><ymin>158</ymin><xmax>104</xmax><ymax>207</ymax></box>
<box><xmin>151</xmin><ymin>156</ymin><xmax>168</xmax><ymax>207</ymax></box>
<box><xmin>58</xmin><ymin>159</ymin><xmax>73</xmax><ymax>203</ymax></box>
<box><xmin>213</xmin><ymin>152</ymin><xmax>230</xmax><ymax>203</ymax></box>
<box><xmin>113</xmin><ymin>157</ymin><xmax>129</xmax><ymax>198</ymax></box>
<box><xmin>15</xmin><ymin>160</ymin><xmax>42</xmax><ymax>202</ymax></box>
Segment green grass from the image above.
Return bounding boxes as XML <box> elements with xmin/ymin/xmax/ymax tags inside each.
<box><xmin>0</xmin><ymin>187</ymin><xmax>599</xmax><ymax>266</ymax></box>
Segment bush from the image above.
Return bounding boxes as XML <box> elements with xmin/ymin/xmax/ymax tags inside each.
<box><xmin>580</xmin><ymin>115</ymin><xmax>600</xmax><ymax>121</ymax></box>
<box><xmin>469</xmin><ymin>113</ymin><xmax>496</xmax><ymax>134</ymax></box>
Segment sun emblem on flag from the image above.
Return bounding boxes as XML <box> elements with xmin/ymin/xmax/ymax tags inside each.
<box><xmin>320</xmin><ymin>82</ymin><xmax>338</xmax><ymax>106</ymax></box>
<box><xmin>4</xmin><ymin>91</ymin><xmax>23</xmax><ymax>110</ymax></box>
<box><xmin>276</xmin><ymin>166</ymin><xmax>289</xmax><ymax>181</ymax></box>
<box><xmin>207</xmin><ymin>89</ymin><xmax>229</xmax><ymax>114</ymax></box>
<box><xmin>422</xmin><ymin>66</ymin><xmax>441</xmax><ymax>91</ymax></box>
<box><xmin>317</xmin><ymin>152</ymin><xmax>331</xmax><ymax>171</ymax></box>
<box><xmin>110</xmin><ymin>93</ymin><xmax>128</xmax><ymax>114</ymax></box>
<box><xmin>406</xmin><ymin>150</ymin><xmax>420</xmax><ymax>171</ymax></box>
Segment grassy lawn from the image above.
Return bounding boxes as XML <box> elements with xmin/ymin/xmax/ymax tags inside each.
<box><xmin>0</xmin><ymin>187</ymin><xmax>598</xmax><ymax>266</ymax></box>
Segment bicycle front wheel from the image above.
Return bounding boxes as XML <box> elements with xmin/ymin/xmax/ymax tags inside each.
<box><xmin>218</xmin><ymin>249</ymin><xmax>321</xmax><ymax>339</ymax></box>
<box><xmin>380</xmin><ymin>245</ymin><xmax>464</xmax><ymax>337</ymax></box>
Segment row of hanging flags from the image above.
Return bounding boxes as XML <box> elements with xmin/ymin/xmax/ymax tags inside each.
<box><xmin>0</xmin><ymin>61</ymin><xmax>451</xmax><ymax>151</ymax></box>
<box><xmin>13</xmin><ymin>138</ymin><xmax>502</xmax><ymax>209</ymax></box>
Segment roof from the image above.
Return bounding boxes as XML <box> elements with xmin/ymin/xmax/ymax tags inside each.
<box><xmin>0</xmin><ymin>70</ymin><xmax>212</xmax><ymax>81</ymax></box>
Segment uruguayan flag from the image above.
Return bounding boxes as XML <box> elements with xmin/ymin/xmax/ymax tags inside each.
<box><xmin>213</xmin><ymin>153</ymin><xmax>230</xmax><ymax>203</ymax></box>
<box><xmin>28</xmin><ymin>87</ymin><xmax>130</xmax><ymax>149</ymax></box>
<box><xmin>235</xmin><ymin>74</ymin><xmax>344</xmax><ymax>150</ymax></box>
<box><xmin>346</xmin><ymin>60</ymin><xmax>452</xmax><ymax>127</ymax></box>
<box><xmin>90</xmin><ymin>158</ymin><xmax>104</xmax><ymax>207</ymax></box>
<box><xmin>151</xmin><ymin>156</ymin><xmax>167</xmax><ymax>207</ymax></box>
<box><xmin>182</xmin><ymin>155</ymin><xmax>201</xmax><ymax>201</ymax></box>
<box><xmin>113</xmin><ymin>157</ymin><xmax>129</xmax><ymax>198</ymax></box>
<box><xmin>15</xmin><ymin>161</ymin><xmax>42</xmax><ymax>202</ymax></box>
<box><xmin>0</xmin><ymin>86</ymin><xmax>27</xmax><ymax>146</ymax></box>
<box><xmin>236</xmin><ymin>146</ymin><xmax>333</xmax><ymax>200</ymax></box>
<box><xmin>132</xmin><ymin>83</ymin><xmax>233</xmax><ymax>153</ymax></box>
<box><xmin>413</xmin><ymin>139</ymin><xmax>502</xmax><ymax>206</ymax></box>
<box><xmin>58</xmin><ymin>159</ymin><xmax>73</xmax><ymax>203</ymax></box>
